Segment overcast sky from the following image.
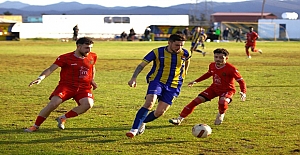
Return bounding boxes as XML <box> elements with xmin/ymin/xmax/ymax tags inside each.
<box><xmin>0</xmin><ymin>0</ymin><xmax>249</xmax><ymax>7</ymax></box>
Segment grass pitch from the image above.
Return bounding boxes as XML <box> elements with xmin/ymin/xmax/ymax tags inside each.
<box><xmin>0</xmin><ymin>40</ymin><xmax>299</xmax><ymax>154</ymax></box>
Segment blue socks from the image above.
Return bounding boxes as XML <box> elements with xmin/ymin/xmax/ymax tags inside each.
<box><xmin>131</xmin><ymin>107</ymin><xmax>159</xmax><ymax>129</ymax></box>
<box><xmin>143</xmin><ymin>111</ymin><xmax>158</xmax><ymax>123</ymax></box>
<box><xmin>131</xmin><ymin>107</ymin><xmax>148</xmax><ymax>129</ymax></box>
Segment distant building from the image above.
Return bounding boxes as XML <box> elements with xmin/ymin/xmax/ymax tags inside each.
<box><xmin>211</xmin><ymin>12</ymin><xmax>277</xmax><ymax>23</ymax></box>
<box><xmin>23</xmin><ymin>16</ymin><xmax>43</xmax><ymax>23</ymax></box>
<box><xmin>0</xmin><ymin>15</ymin><xmax>22</xmax><ymax>22</ymax></box>
<box><xmin>258</xmin><ymin>18</ymin><xmax>300</xmax><ymax>40</ymax></box>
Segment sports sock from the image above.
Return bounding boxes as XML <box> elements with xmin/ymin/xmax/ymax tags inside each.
<box><xmin>180</xmin><ymin>97</ymin><xmax>202</xmax><ymax>118</ymax></box>
<box><xmin>64</xmin><ymin>110</ymin><xmax>78</xmax><ymax>119</ymax></box>
<box><xmin>218</xmin><ymin>99</ymin><xmax>229</xmax><ymax>114</ymax></box>
<box><xmin>131</xmin><ymin>107</ymin><xmax>149</xmax><ymax>129</ymax></box>
<box><xmin>34</xmin><ymin>115</ymin><xmax>46</xmax><ymax>127</ymax></box>
<box><xmin>245</xmin><ymin>48</ymin><xmax>250</xmax><ymax>56</ymax></box>
<box><xmin>143</xmin><ymin>111</ymin><xmax>158</xmax><ymax>123</ymax></box>
<box><xmin>196</xmin><ymin>49</ymin><xmax>203</xmax><ymax>53</ymax></box>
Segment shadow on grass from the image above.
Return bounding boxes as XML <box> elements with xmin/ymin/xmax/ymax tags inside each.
<box><xmin>0</xmin><ymin>125</ymin><xmax>182</xmax><ymax>144</ymax></box>
<box><xmin>125</xmin><ymin>140</ymin><xmax>191</xmax><ymax>145</ymax></box>
<box><xmin>193</xmin><ymin>85</ymin><xmax>300</xmax><ymax>88</ymax></box>
<box><xmin>1</xmin><ymin>124</ymin><xmax>180</xmax><ymax>134</ymax></box>
<box><xmin>0</xmin><ymin>134</ymin><xmax>116</xmax><ymax>144</ymax></box>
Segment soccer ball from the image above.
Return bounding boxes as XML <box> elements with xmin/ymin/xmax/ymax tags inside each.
<box><xmin>192</xmin><ymin>124</ymin><xmax>212</xmax><ymax>138</ymax></box>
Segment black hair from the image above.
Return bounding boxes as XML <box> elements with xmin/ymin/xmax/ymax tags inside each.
<box><xmin>168</xmin><ymin>33</ymin><xmax>186</xmax><ymax>42</ymax></box>
<box><xmin>76</xmin><ymin>37</ymin><xmax>94</xmax><ymax>45</ymax></box>
<box><xmin>213</xmin><ymin>48</ymin><xmax>229</xmax><ymax>56</ymax></box>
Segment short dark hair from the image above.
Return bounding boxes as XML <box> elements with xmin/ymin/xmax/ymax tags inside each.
<box><xmin>213</xmin><ymin>48</ymin><xmax>229</xmax><ymax>56</ymax></box>
<box><xmin>76</xmin><ymin>37</ymin><xmax>94</xmax><ymax>45</ymax></box>
<box><xmin>168</xmin><ymin>33</ymin><xmax>186</xmax><ymax>42</ymax></box>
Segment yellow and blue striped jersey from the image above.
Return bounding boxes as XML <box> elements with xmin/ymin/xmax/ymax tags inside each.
<box><xmin>191</xmin><ymin>31</ymin><xmax>202</xmax><ymax>43</ymax></box>
<box><xmin>143</xmin><ymin>46</ymin><xmax>192</xmax><ymax>89</ymax></box>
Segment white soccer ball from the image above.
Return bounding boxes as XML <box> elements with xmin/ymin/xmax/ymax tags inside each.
<box><xmin>192</xmin><ymin>124</ymin><xmax>212</xmax><ymax>138</ymax></box>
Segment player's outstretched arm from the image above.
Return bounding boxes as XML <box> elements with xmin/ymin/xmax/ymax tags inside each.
<box><xmin>128</xmin><ymin>62</ymin><xmax>147</xmax><ymax>88</ymax></box>
<box><xmin>28</xmin><ymin>64</ymin><xmax>59</xmax><ymax>87</ymax></box>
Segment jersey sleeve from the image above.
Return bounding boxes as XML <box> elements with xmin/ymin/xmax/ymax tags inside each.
<box><xmin>53</xmin><ymin>55</ymin><xmax>66</xmax><ymax>67</ymax></box>
<box><xmin>233</xmin><ymin>68</ymin><xmax>247</xmax><ymax>93</ymax></box>
<box><xmin>92</xmin><ymin>53</ymin><xmax>97</xmax><ymax>65</ymax></box>
<box><xmin>142</xmin><ymin>50</ymin><xmax>156</xmax><ymax>64</ymax></box>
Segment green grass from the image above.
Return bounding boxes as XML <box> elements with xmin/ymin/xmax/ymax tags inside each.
<box><xmin>0</xmin><ymin>40</ymin><xmax>299</xmax><ymax>155</ymax></box>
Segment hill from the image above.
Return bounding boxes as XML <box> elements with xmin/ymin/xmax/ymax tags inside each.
<box><xmin>0</xmin><ymin>0</ymin><xmax>299</xmax><ymax>18</ymax></box>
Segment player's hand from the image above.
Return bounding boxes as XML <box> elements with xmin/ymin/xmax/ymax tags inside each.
<box><xmin>187</xmin><ymin>81</ymin><xmax>197</xmax><ymax>87</ymax></box>
<box><xmin>128</xmin><ymin>79</ymin><xmax>137</xmax><ymax>88</ymax></box>
<box><xmin>239</xmin><ymin>92</ymin><xmax>246</xmax><ymax>101</ymax></box>
<box><xmin>91</xmin><ymin>80</ymin><xmax>98</xmax><ymax>90</ymax></box>
<box><xmin>28</xmin><ymin>79</ymin><xmax>42</xmax><ymax>87</ymax></box>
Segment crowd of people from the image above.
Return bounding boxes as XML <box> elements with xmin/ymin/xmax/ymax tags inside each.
<box><xmin>25</xmin><ymin>27</ymin><xmax>262</xmax><ymax>139</ymax></box>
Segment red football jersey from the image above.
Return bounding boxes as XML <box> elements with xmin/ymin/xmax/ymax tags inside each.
<box><xmin>195</xmin><ymin>62</ymin><xmax>246</xmax><ymax>94</ymax></box>
<box><xmin>54</xmin><ymin>52</ymin><xmax>97</xmax><ymax>89</ymax></box>
<box><xmin>246</xmin><ymin>31</ymin><xmax>258</xmax><ymax>45</ymax></box>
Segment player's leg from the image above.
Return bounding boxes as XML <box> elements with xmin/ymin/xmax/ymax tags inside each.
<box><xmin>137</xmin><ymin>86</ymin><xmax>177</xmax><ymax>135</ymax></box>
<box><xmin>24</xmin><ymin>96</ymin><xmax>63</xmax><ymax>132</ymax></box>
<box><xmin>190</xmin><ymin>43</ymin><xmax>197</xmax><ymax>52</ymax></box>
<box><xmin>126</xmin><ymin>94</ymin><xmax>157</xmax><ymax>138</ymax></box>
<box><xmin>168</xmin><ymin>96</ymin><xmax>205</xmax><ymax>125</ymax></box>
<box><xmin>144</xmin><ymin>101</ymin><xmax>171</xmax><ymax>123</ymax></box>
<box><xmin>169</xmin><ymin>87</ymin><xmax>215</xmax><ymax>125</ymax></box>
<box><xmin>252</xmin><ymin>44</ymin><xmax>262</xmax><ymax>54</ymax></box>
<box><xmin>214</xmin><ymin>97</ymin><xmax>230</xmax><ymax>125</ymax></box>
<box><xmin>245</xmin><ymin>45</ymin><xmax>251</xmax><ymax>58</ymax></box>
<box><xmin>126</xmin><ymin>81</ymin><xmax>161</xmax><ymax>138</ymax></box>
<box><xmin>143</xmin><ymin>86</ymin><xmax>178</xmax><ymax>124</ymax></box>
<box><xmin>136</xmin><ymin>101</ymin><xmax>171</xmax><ymax>135</ymax></box>
<box><xmin>214</xmin><ymin>91</ymin><xmax>234</xmax><ymax>125</ymax></box>
<box><xmin>56</xmin><ymin>90</ymin><xmax>95</xmax><ymax>130</ymax></box>
<box><xmin>193</xmin><ymin>43</ymin><xmax>205</xmax><ymax>54</ymax></box>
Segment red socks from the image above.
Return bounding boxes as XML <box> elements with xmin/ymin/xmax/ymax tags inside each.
<box><xmin>34</xmin><ymin>116</ymin><xmax>46</xmax><ymax>127</ymax></box>
<box><xmin>65</xmin><ymin>110</ymin><xmax>78</xmax><ymax>118</ymax></box>
<box><xmin>218</xmin><ymin>99</ymin><xmax>229</xmax><ymax>114</ymax></box>
<box><xmin>180</xmin><ymin>97</ymin><xmax>202</xmax><ymax>118</ymax></box>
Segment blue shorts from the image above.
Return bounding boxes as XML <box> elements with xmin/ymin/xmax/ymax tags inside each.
<box><xmin>146</xmin><ymin>81</ymin><xmax>180</xmax><ymax>105</ymax></box>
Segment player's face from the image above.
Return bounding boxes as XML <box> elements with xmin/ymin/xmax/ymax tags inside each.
<box><xmin>78</xmin><ymin>44</ymin><xmax>93</xmax><ymax>57</ymax></box>
<box><xmin>214</xmin><ymin>53</ymin><xmax>227</xmax><ymax>66</ymax></box>
<box><xmin>168</xmin><ymin>40</ymin><xmax>185</xmax><ymax>54</ymax></box>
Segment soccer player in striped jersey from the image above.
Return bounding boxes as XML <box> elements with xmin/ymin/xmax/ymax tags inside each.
<box><xmin>245</xmin><ymin>26</ymin><xmax>262</xmax><ymax>59</ymax></box>
<box><xmin>25</xmin><ymin>37</ymin><xmax>97</xmax><ymax>132</ymax></box>
<box><xmin>191</xmin><ymin>26</ymin><xmax>206</xmax><ymax>56</ymax></box>
<box><xmin>126</xmin><ymin>33</ymin><xmax>192</xmax><ymax>138</ymax></box>
<box><xmin>169</xmin><ymin>48</ymin><xmax>247</xmax><ymax>126</ymax></box>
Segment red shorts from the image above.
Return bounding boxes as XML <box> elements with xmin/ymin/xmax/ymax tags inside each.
<box><xmin>199</xmin><ymin>86</ymin><xmax>235</xmax><ymax>103</ymax></box>
<box><xmin>245</xmin><ymin>43</ymin><xmax>256</xmax><ymax>49</ymax></box>
<box><xmin>49</xmin><ymin>85</ymin><xmax>94</xmax><ymax>105</ymax></box>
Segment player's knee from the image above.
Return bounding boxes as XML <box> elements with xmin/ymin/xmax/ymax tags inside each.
<box><xmin>218</xmin><ymin>98</ymin><xmax>229</xmax><ymax>113</ymax></box>
<box><xmin>143</xmin><ymin>101</ymin><xmax>155</xmax><ymax>109</ymax></box>
<box><xmin>79</xmin><ymin>98</ymin><xmax>94</xmax><ymax>109</ymax></box>
<box><xmin>154</xmin><ymin>109</ymin><xmax>166</xmax><ymax>117</ymax></box>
